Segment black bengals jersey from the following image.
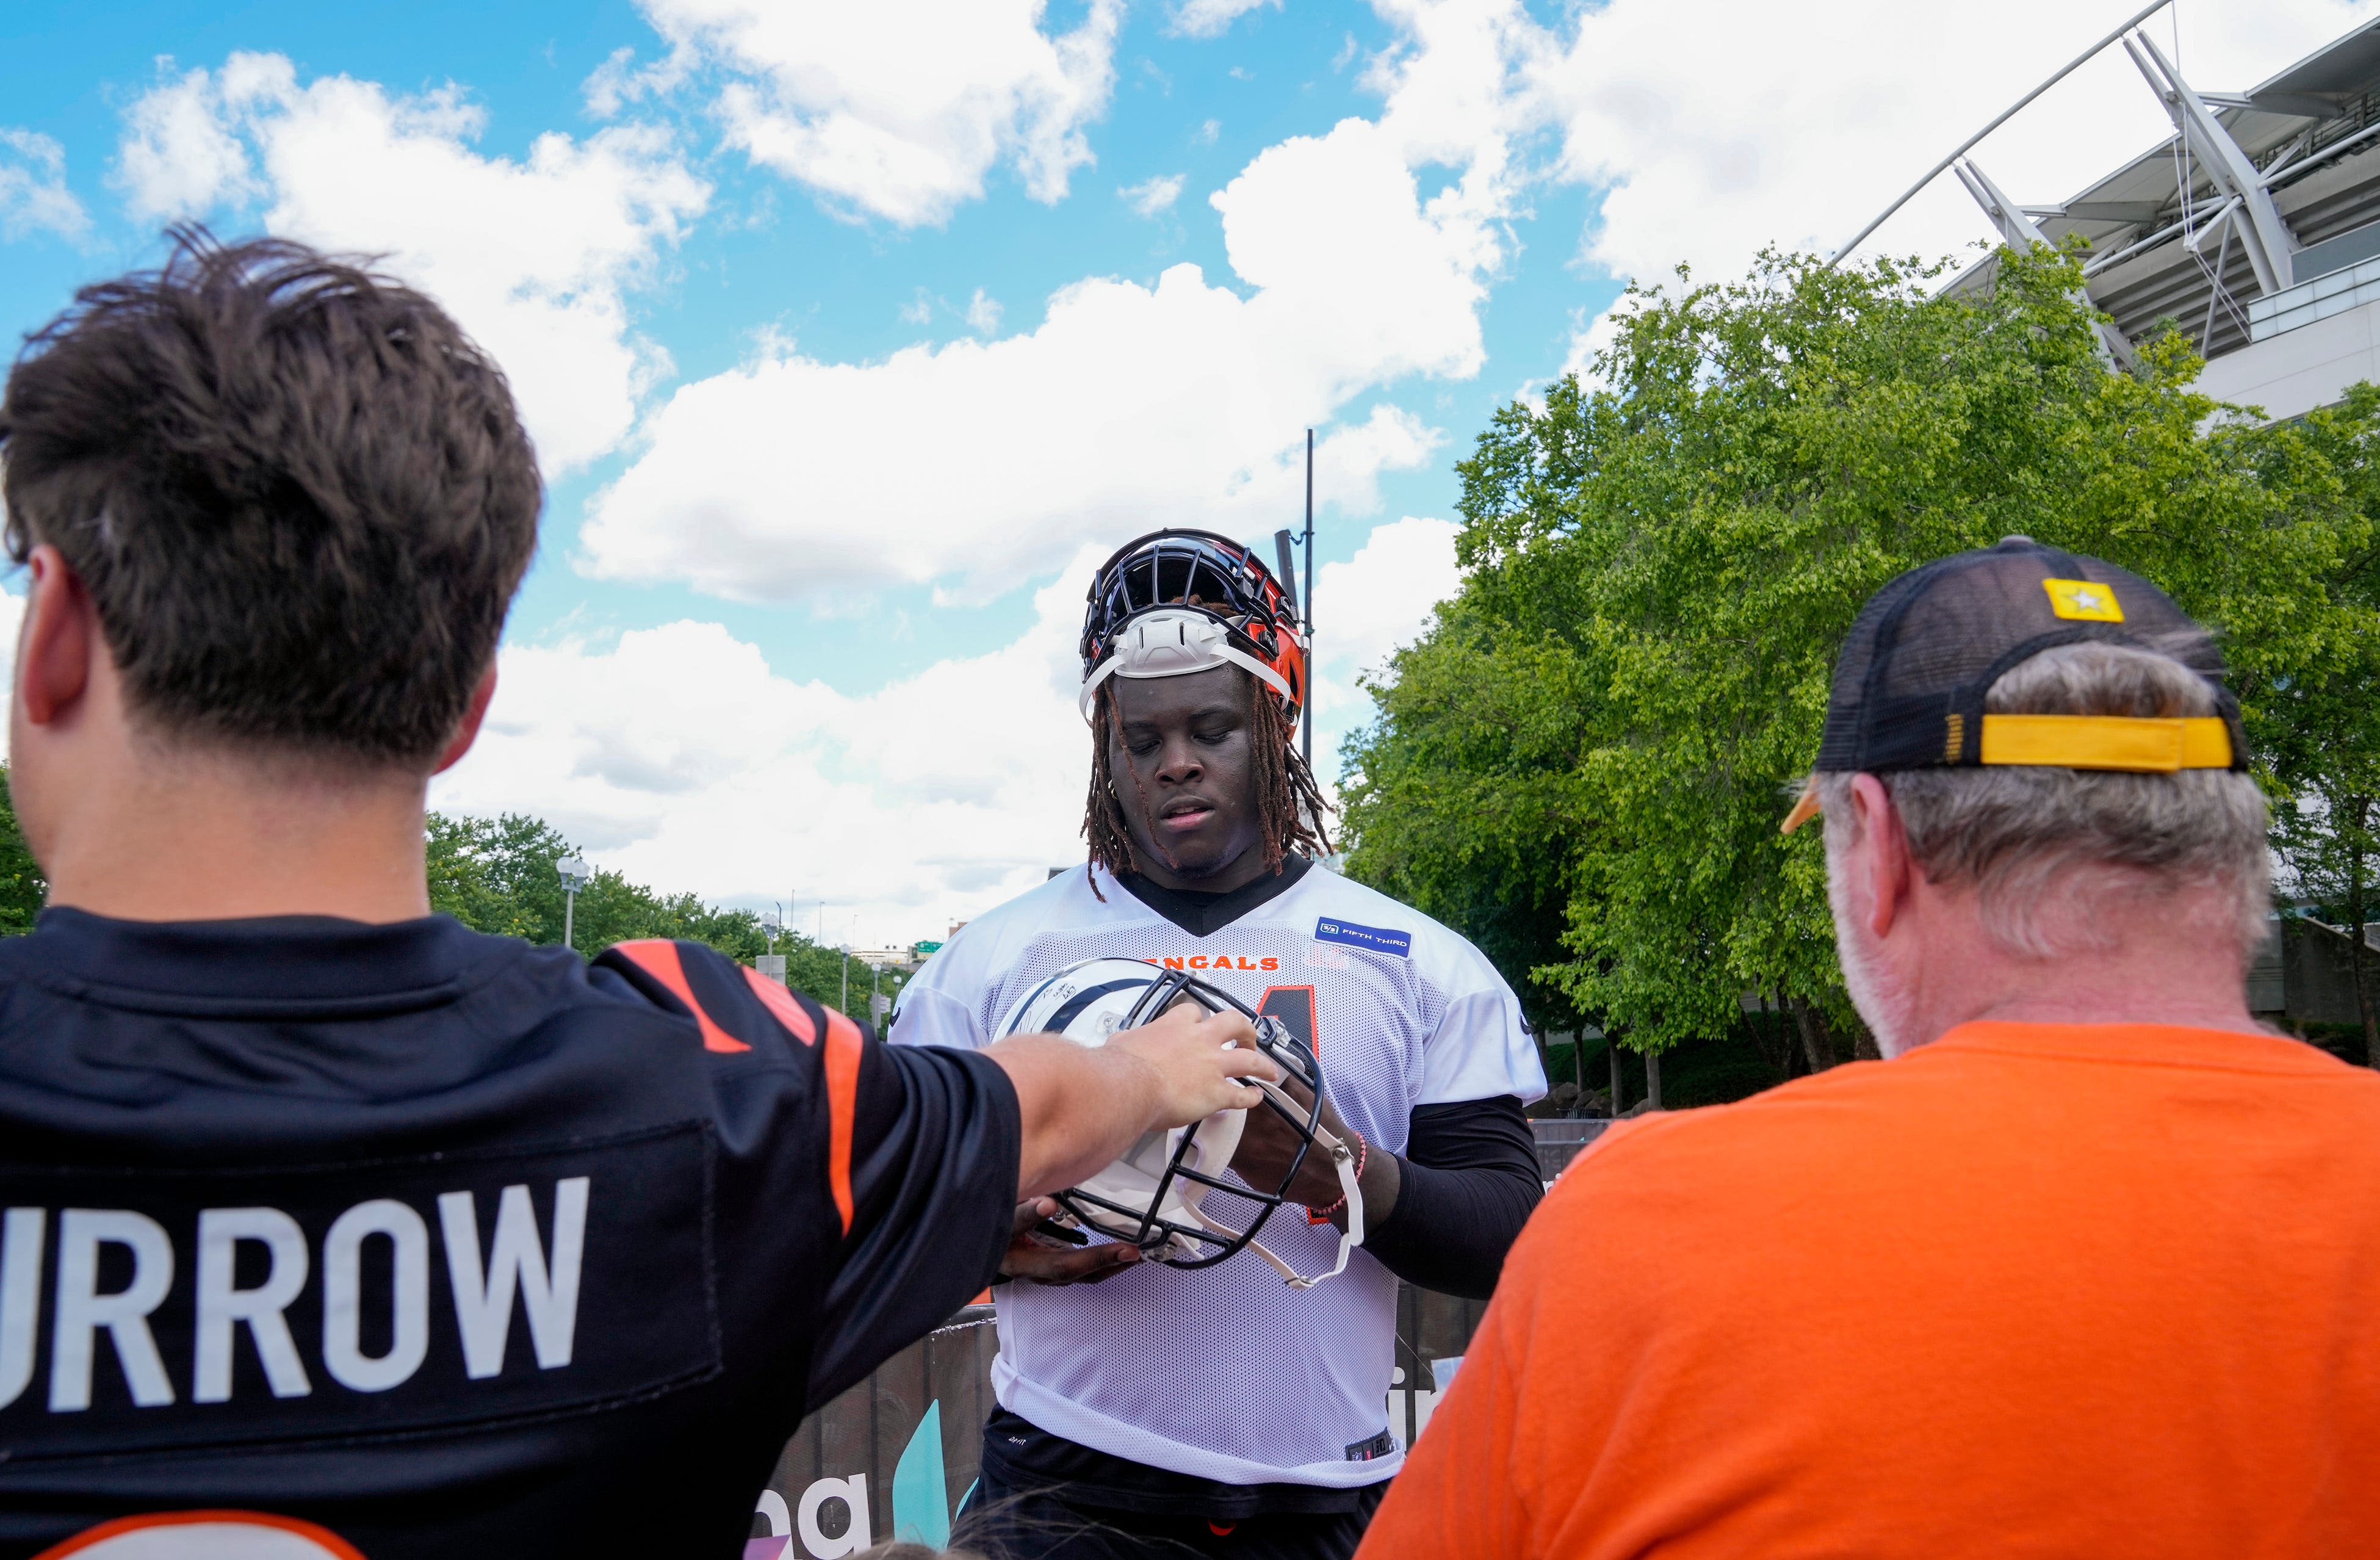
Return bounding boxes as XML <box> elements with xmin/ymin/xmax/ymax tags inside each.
<box><xmin>0</xmin><ymin>908</ymin><xmax>1020</xmax><ymax>1557</ymax></box>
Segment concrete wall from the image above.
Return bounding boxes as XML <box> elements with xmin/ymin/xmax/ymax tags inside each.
<box><xmin>2196</xmin><ymin>302</ymin><xmax>2380</xmax><ymax>422</ymax></box>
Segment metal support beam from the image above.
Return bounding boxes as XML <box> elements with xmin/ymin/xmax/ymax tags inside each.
<box><xmin>1953</xmin><ymin>157</ymin><xmax>2137</xmax><ymax>372</ymax></box>
<box><xmin>1828</xmin><ymin>0</ymin><xmax>2174</xmax><ymax>266</ymax></box>
<box><xmin>2263</xmin><ymin>118</ymin><xmax>2380</xmax><ymax>190</ymax></box>
<box><xmin>2122</xmin><ymin>31</ymin><xmax>2298</xmax><ymax>293</ymax></box>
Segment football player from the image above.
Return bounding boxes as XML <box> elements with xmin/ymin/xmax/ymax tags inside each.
<box><xmin>0</xmin><ymin>236</ymin><xmax>1280</xmax><ymax>1558</ymax></box>
<box><xmin>891</xmin><ymin>530</ymin><xmax>1550</xmax><ymax>1560</ymax></box>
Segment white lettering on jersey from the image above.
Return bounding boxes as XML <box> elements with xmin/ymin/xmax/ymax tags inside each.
<box><xmin>0</xmin><ymin>1178</ymin><xmax>594</xmax><ymax>1414</ymax></box>
<box><xmin>0</xmin><ymin>1207</ymin><xmax>41</xmax><ymax>1409</ymax></box>
<box><xmin>51</xmin><ymin>1208</ymin><xmax>177</xmax><ymax>1410</ymax></box>
<box><xmin>439</xmin><ymin>1179</ymin><xmax>590</xmax><ymax>1378</ymax></box>
<box><xmin>321</xmin><ymin>1197</ymin><xmax>431</xmax><ymax>1393</ymax></box>
<box><xmin>194</xmin><ymin>1207</ymin><xmax>313</xmax><ymax>1401</ymax></box>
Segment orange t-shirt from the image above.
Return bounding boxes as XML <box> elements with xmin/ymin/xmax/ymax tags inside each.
<box><xmin>1358</xmin><ymin>1022</ymin><xmax>2380</xmax><ymax>1559</ymax></box>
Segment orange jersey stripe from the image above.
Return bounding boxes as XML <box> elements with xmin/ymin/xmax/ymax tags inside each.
<box><xmin>740</xmin><ymin>965</ymin><xmax>818</xmax><ymax>1045</ymax></box>
<box><xmin>823</xmin><ymin>1008</ymin><xmax>864</xmax><ymax>1235</ymax></box>
<box><xmin>610</xmin><ymin>941</ymin><xmax>751</xmax><ymax>1054</ymax></box>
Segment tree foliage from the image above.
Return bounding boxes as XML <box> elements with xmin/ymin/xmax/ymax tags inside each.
<box><xmin>0</xmin><ymin>767</ymin><xmax>46</xmax><ymax>934</ymax></box>
<box><xmin>427</xmin><ymin>811</ymin><xmax>896</xmax><ymax>1019</ymax></box>
<box><xmin>2265</xmin><ymin>384</ymin><xmax>2380</xmax><ymax>1060</ymax></box>
<box><xmin>1343</xmin><ymin>245</ymin><xmax>2380</xmax><ymax>1065</ymax></box>
<box><xmin>0</xmin><ymin>789</ymin><xmax>891</xmax><ymax>1017</ymax></box>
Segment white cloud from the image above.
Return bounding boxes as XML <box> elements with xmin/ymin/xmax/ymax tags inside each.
<box><xmin>584</xmin><ymin>2</ymin><xmax>1532</xmax><ymax>607</ymax></box>
<box><xmin>1534</xmin><ymin>0</ymin><xmax>2380</xmax><ymax>287</ymax></box>
<box><xmin>617</xmin><ymin>0</ymin><xmax>1122</xmax><ymax>226</ymax></box>
<box><xmin>582</xmin><ymin>44</ymin><xmax>688</xmax><ymax>120</ymax></box>
<box><xmin>1171</xmin><ymin>0</ymin><xmax>1279</xmax><ymax>40</ymax></box>
<box><xmin>1196</xmin><ymin>118</ymin><xmax>1222</xmax><ymax>145</ymax></box>
<box><xmin>1308</xmin><ymin>516</ymin><xmax>1461</xmax><ymax>724</ymax></box>
<box><xmin>434</xmin><ymin>552</ymin><xmax>1103</xmax><ymax>945</ymax></box>
<box><xmin>900</xmin><ymin>287</ymin><xmax>934</xmax><ymax>325</ymax></box>
<box><xmin>432</xmin><ymin>515</ymin><xmax>1462</xmax><ymax>941</ymax></box>
<box><xmin>965</xmin><ymin>287</ymin><xmax>1003</xmax><ymax>334</ymax></box>
<box><xmin>0</xmin><ymin>129</ymin><xmax>89</xmax><ymax>242</ymax></box>
<box><xmin>112</xmin><ymin>54</ymin><xmax>709</xmax><ymax>475</ymax></box>
<box><xmin>582</xmin><ymin>277</ymin><xmax>1446</xmax><ymax>604</ymax></box>
<box><xmin>114</xmin><ymin>57</ymin><xmax>275</xmax><ymax>220</ymax></box>
<box><xmin>1559</xmin><ymin>303</ymin><xmax>1621</xmax><ymax>390</ymax></box>
<box><xmin>1120</xmin><ymin>172</ymin><xmax>1186</xmax><ymax>215</ymax></box>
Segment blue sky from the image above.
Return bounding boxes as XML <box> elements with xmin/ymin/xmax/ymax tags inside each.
<box><xmin>1</xmin><ymin>0</ymin><xmax>2366</xmax><ymax>943</ymax></box>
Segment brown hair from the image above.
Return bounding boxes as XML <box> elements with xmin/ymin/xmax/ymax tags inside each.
<box><xmin>1083</xmin><ymin>668</ymin><xmax>1333</xmax><ymax>894</ymax></box>
<box><xmin>0</xmin><ymin>227</ymin><xmax>540</xmax><ymax>765</ymax></box>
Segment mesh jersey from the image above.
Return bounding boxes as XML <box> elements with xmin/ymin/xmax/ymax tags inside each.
<box><xmin>890</xmin><ymin>862</ymin><xmax>1545</xmax><ymax>1486</ymax></box>
<box><xmin>0</xmin><ymin>909</ymin><xmax>1019</xmax><ymax>1559</ymax></box>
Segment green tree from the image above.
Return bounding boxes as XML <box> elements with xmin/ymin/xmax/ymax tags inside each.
<box><xmin>2268</xmin><ymin>384</ymin><xmax>2380</xmax><ymax>1063</ymax></box>
<box><xmin>424</xmin><ymin>810</ymin><xmax>893</xmax><ymax>1019</ymax></box>
<box><xmin>427</xmin><ymin>813</ymin><xmax>572</xmax><ymax>942</ymax></box>
<box><xmin>1339</xmin><ymin>602</ymin><xmax>1597</xmax><ymax>1040</ymax></box>
<box><xmin>1343</xmin><ymin>244</ymin><xmax>2379</xmax><ymax>1081</ymax></box>
<box><xmin>0</xmin><ymin>765</ymin><xmax>46</xmax><ymax>933</ymax></box>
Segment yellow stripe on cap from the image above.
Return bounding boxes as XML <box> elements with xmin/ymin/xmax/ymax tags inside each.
<box><xmin>1781</xmin><ymin>716</ymin><xmax>2234</xmax><ymax>833</ymax></box>
<box><xmin>1978</xmin><ymin>714</ymin><xmax>2232</xmax><ymax>771</ymax></box>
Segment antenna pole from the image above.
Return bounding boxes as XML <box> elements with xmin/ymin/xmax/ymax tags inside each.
<box><xmin>1302</xmin><ymin>427</ymin><xmax>1314</xmax><ymax>768</ymax></box>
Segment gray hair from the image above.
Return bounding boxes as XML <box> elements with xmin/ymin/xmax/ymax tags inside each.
<box><xmin>1816</xmin><ymin>641</ymin><xmax>2269</xmax><ymax>960</ymax></box>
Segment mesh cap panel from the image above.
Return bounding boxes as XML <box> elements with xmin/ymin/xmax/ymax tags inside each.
<box><xmin>1812</xmin><ymin>538</ymin><xmax>2240</xmax><ymax>773</ymax></box>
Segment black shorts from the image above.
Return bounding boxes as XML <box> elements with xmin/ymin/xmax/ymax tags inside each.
<box><xmin>961</xmin><ymin>1464</ymin><xmax>1389</xmax><ymax>1560</ymax></box>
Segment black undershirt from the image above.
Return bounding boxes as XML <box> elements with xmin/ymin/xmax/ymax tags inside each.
<box><xmin>986</xmin><ymin>861</ymin><xmax>1544</xmax><ymax>1515</ymax></box>
<box><xmin>1114</xmin><ymin>853</ymin><xmax>1313</xmax><ymax>935</ymax></box>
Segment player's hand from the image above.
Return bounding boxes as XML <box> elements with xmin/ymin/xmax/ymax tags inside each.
<box><xmin>1232</xmin><ymin>1063</ymin><xmax>1363</xmax><ymax>1213</ymax></box>
<box><xmin>997</xmin><ymin>1198</ymin><xmax>1142</xmax><ymax>1286</ymax></box>
<box><xmin>1107</xmin><ymin>1002</ymin><xmax>1279</xmax><ymax>1128</ymax></box>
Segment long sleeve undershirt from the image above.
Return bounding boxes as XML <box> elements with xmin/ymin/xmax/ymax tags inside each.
<box><xmin>1363</xmin><ymin>1094</ymin><xmax>1542</xmax><ymax>1299</ymax></box>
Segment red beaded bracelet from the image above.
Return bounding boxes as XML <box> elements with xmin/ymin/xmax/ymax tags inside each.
<box><xmin>1305</xmin><ymin>1129</ymin><xmax>1366</xmax><ymax>1220</ymax></box>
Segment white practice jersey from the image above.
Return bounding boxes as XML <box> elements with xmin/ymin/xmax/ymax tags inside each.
<box><xmin>890</xmin><ymin>860</ymin><xmax>1545</xmax><ymax>1487</ymax></box>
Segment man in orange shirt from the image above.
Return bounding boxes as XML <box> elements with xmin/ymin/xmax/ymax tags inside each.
<box><xmin>1359</xmin><ymin>538</ymin><xmax>2380</xmax><ymax>1559</ymax></box>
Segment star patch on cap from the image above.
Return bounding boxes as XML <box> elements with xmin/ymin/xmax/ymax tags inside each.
<box><xmin>2043</xmin><ymin>578</ymin><xmax>2122</xmax><ymax>622</ymax></box>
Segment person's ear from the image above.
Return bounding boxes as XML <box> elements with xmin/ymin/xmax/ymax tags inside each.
<box><xmin>431</xmin><ymin>662</ymin><xmax>498</xmax><ymax>776</ymax></box>
<box><xmin>18</xmin><ymin>545</ymin><xmax>95</xmax><ymax>728</ymax></box>
<box><xmin>1848</xmin><ymin>773</ymin><xmax>1914</xmax><ymax>939</ymax></box>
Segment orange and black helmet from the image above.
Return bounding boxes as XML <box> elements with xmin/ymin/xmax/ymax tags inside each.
<box><xmin>1078</xmin><ymin>529</ymin><xmax>1308</xmax><ymax>725</ymax></box>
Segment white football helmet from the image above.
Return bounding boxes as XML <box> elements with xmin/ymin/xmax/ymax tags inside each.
<box><xmin>997</xmin><ymin>958</ymin><xmax>1363</xmax><ymax>1288</ymax></box>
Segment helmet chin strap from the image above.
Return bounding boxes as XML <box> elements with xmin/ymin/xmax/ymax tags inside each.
<box><xmin>1189</xmin><ymin>1075</ymin><xmax>1365</xmax><ymax>1289</ymax></box>
<box><xmin>1080</xmin><ymin>608</ymin><xmax>1296</xmax><ymax>721</ymax></box>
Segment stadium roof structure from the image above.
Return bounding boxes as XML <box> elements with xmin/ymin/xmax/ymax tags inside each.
<box><xmin>1909</xmin><ymin>14</ymin><xmax>2380</xmax><ymax>419</ymax></box>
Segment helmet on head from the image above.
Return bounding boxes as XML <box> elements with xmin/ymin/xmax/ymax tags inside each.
<box><xmin>997</xmin><ymin>957</ymin><xmax>1363</xmax><ymax>1288</ymax></box>
<box><xmin>1078</xmin><ymin>530</ymin><xmax>1307</xmax><ymax>724</ymax></box>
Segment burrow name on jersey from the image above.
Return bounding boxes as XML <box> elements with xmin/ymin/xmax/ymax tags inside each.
<box><xmin>0</xmin><ymin>1124</ymin><xmax>719</xmax><ymax>1459</ymax></box>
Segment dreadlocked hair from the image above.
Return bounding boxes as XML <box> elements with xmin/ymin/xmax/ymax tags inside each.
<box><xmin>1082</xmin><ymin>671</ymin><xmax>1334</xmax><ymax>900</ymax></box>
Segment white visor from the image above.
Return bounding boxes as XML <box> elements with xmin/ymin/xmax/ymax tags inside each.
<box><xmin>1080</xmin><ymin>607</ymin><xmax>1294</xmax><ymax>722</ymax></box>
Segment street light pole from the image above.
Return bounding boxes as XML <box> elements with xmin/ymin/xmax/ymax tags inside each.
<box><xmin>1303</xmin><ymin>427</ymin><xmax>1314</xmax><ymax>769</ymax></box>
<box><xmin>556</xmin><ymin>856</ymin><xmax>590</xmax><ymax>953</ymax></box>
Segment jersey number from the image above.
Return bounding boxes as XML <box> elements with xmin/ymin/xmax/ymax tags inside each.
<box><xmin>1257</xmin><ymin>985</ymin><xmax>1318</xmax><ymax>1053</ymax></box>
